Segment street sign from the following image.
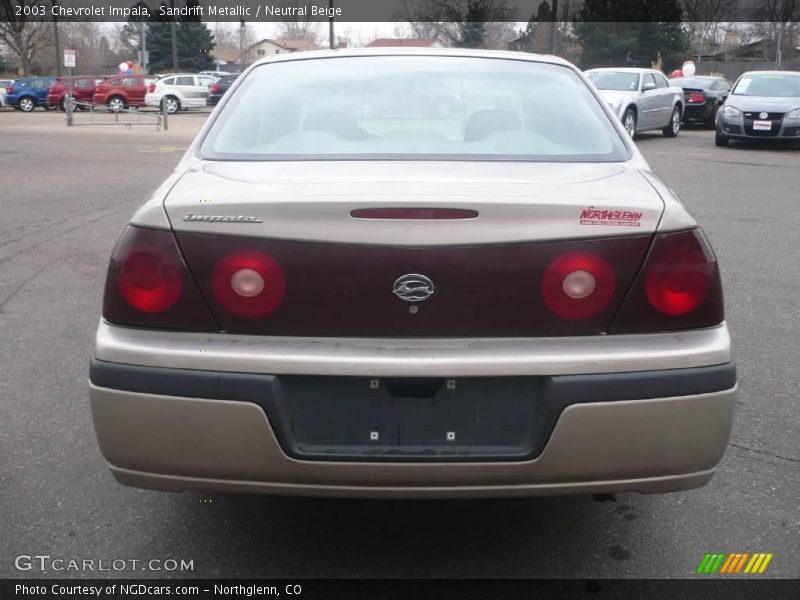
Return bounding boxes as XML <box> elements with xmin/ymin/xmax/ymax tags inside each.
<box><xmin>64</xmin><ymin>49</ymin><xmax>76</xmax><ymax>68</ymax></box>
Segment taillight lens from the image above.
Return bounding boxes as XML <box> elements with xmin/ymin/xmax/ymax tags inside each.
<box><xmin>611</xmin><ymin>229</ymin><xmax>724</xmax><ymax>333</ymax></box>
<box><xmin>103</xmin><ymin>226</ymin><xmax>217</xmax><ymax>330</ymax></box>
<box><xmin>211</xmin><ymin>251</ymin><xmax>286</xmax><ymax>318</ymax></box>
<box><xmin>6</xmin><ymin>86</ymin><xmax>13</xmax><ymax>94</ymax></box>
<box><xmin>117</xmin><ymin>243</ymin><xmax>183</xmax><ymax>312</ymax></box>
<box><xmin>148</xmin><ymin>83</ymin><xmax>156</xmax><ymax>93</ymax></box>
<box><xmin>210</xmin><ymin>83</ymin><xmax>220</xmax><ymax>94</ymax></box>
<box><xmin>541</xmin><ymin>251</ymin><xmax>616</xmax><ymax>319</ymax></box>
<box><xmin>687</xmin><ymin>92</ymin><xmax>706</xmax><ymax>103</ymax></box>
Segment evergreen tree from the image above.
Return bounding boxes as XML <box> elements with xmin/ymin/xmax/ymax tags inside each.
<box><xmin>574</xmin><ymin>0</ymin><xmax>689</xmax><ymax>71</ymax></box>
<box><xmin>146</xmin><ymin>1</ymin><xmax>213</xmax><ymax>73</ymax></box>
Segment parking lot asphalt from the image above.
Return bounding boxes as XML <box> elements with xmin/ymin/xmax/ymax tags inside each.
<box><xmin>1</xmin><ymin>110</ymin><xmax>798</xmax><ymax>579</ymax></box>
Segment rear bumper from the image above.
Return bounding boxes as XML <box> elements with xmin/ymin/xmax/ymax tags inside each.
<box><xmin>90</xmin><ymin>382</ymin><xmax>736</xmax><ymax>498</ymax></box>
<box><xmin>89</xmin><ymin>322</ymin><xmax>736</xmax><ymax>497</ymax></box>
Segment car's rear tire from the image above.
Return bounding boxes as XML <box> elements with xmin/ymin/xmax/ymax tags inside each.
<box><xmin>108</xmin><ymin>96</ymin><xmax>125</xmax><ymax>112</ymax></box>
<box><xmin>18</xmin><ymin>97</ymin><xmax>35</xmax><ymax>112</ymax></box>
<box><xmin>622</xmin><ymin>108</ymin><xmax>636</xmax><ymax>138</ymax></box>
<box><xmin>715</xmin><ymin>132</ymin><xmax>729</xmax><ymax>147</ymax></box>
<box><xmin>60</xmin><ymin>96</ymin><xmax>77</xmax><ymax>112</ymax></box>
<box><xmin>164</xmin><ymin>96</ymin><xmax>180</xmax><ymax>114</ymax></box>
<box><xmin>663</xmin><ymin>107</ymin><xmax>681</xmax><ymax>137</ymax></box>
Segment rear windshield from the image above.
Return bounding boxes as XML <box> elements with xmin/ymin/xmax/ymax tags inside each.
<box><xmin>670</xmin><ymin>77</ymin><xmax>715</xmax><ymax>87</ymax></box>
<box><xmin>732</xmin><ymin>74</ymin><xmax>800</xmax><ymax>97</ymax></box>
<box><xmin>201</xmin><ymin>56</ymin><xmax>628</xmax><ymax>162</ymax></box>
<box><xmin>586</xmin><ymin>71</ymin><xmax>640</xmax><ymax>92</ymax></box>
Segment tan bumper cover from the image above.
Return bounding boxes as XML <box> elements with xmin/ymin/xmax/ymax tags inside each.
<box><xmin>89</xmin><ymin>384</ymin><xmax>736</xmax><ymax>498</ymax></box>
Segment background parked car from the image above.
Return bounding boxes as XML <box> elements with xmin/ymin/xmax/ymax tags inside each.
<box><xmin>0</xmin><ymin>79</ymin><xmax>13</xmax><ymax>107</ymax></box>
<box><xmin>207</xmin><ymin>73</ymin><xmax>240</xmax><ymax>106</ymax></box>
<box><xmin>93</xmin><ymin>75</ymin><xmax>154</xmax><ymax>112</ymax></box>
<box><xmin>585</xmin><ymin>67</ymin><xmax>684</xmax><ymax>138</ymax></box>
<box><xmin>669</xmin><ymin>76</ymin><xmax>732</xmax><ymax>127</ymax></box>
<box><xmin>47</xmin><ymin>76</ymin><xmax>106</xmax><ymax>111</ymax></box>
<box><xmin>145</xmin><ymin>73</ymin><xmax>216</xmax><ymax>113</ymax></box>
<box><xmin>5</xmin><ymin>77</ymin><xmax>57</xmax><ymax>112</ymax></box>
<box><xmin>715</xmin><ymin>70</ymin><xmax>800</xmax><ymax>147</ymax></box>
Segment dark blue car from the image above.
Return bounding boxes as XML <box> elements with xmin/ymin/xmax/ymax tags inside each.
<box><xmin>6</xmin><ymin>77</ymin><xmax>57</xmax><ymax>112</ymax></box>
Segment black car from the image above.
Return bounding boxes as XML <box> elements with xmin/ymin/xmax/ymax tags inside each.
<box><xmin>670</xmin><ymin>76</ymin><xmax>732</xmax><ymax>127</ymax></box>
<box><xmin>207</xmin><ymin>74</ymin><xmax>240</xmax><ymax>106</ymax></box>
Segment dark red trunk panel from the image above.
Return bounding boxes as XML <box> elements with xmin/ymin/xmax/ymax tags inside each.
<box><xmin>176</xmin><ymin>233</ymin><xmax>652</xmax><ymax>337</ymax></box>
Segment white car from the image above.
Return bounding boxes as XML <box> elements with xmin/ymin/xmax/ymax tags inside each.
<box><xmin>0</xmin><ymin>79</ymin><xmax>13</xmax><ymax>107</ymax></box>
<box><xmin>585</xmin><ymin>67</ymin><xmax>684</xmax><ymax>138</ymax></box>
<box><xmin>145</xmin><ymin>73</ymin><xmax>217</xmax><ymax>114</ymax></box>
<box><xmin>89</xmin><ymin>49</ymin><xmax>735</xmax><ymax>498</ymax></box>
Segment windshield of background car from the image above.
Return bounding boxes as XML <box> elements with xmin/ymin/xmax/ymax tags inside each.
<box><xmin>732</xmin><ymin>74</ymin><xmax>800</xmax><ymax>97</ymax></box>
<box><xmin>201</xmin><ymin>56</ymin><xmax>628</xmax><ymax>162</ymax></box>
<box><xmin>585</xmin><ymin>71</ymin><xmax>640</xmax><ymax>92</ymax></box>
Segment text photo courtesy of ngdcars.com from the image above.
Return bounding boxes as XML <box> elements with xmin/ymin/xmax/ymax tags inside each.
<box><xmin>0</xmin><ymin>0</ymin><xmax>799</xmax><ymax>597</ymax></box>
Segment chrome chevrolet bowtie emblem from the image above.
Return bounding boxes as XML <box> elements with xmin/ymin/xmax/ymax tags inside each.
<box><xmin>392</xmin><ymin>274</ymin><xmax>435</xmax><ymax>302</ymax></box>
<box><xmin>759</xmin><ymin>112</ymin><xmax>769</xmax><ymax>119</ymax></box>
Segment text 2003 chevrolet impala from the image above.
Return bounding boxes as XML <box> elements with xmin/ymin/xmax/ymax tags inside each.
<box><xmin>89</xmin><ymin>49</ymin><xmax>736</xmax><ymax>498</ymax></box>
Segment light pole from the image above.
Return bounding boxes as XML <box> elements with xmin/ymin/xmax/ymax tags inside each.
<box><xmin>329</xmin><ymin>0</ymin><xmax>335</xmax><ymax>49</ymax></box>
<box><xmin>775</xmin><ymin>25</ymin><xmax>783</xmax><ymax>69</ymax></box>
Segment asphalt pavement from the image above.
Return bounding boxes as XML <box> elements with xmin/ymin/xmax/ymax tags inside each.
<box><xmin>1</xmin><ymin>110</ymin><xmax>798</xmax><ymax>579</ymax></box>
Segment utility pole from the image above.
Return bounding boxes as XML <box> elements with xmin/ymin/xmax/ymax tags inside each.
<box><xmin>775</xmin><ymin>25</ymin><xmax>783</xmax><ymax>69</ymax></box>
<box><xmin>549</xmin><ymin>0</ymin><xmax>559</xmax><ymax>55</ymax></box>
<box><xmin>52</xmin><ymin>1</ymin><xmax>61</xmax><ymax>76</ymax></box>
<box><xmin>329</xmin><ymin>0</ymin><xmax>335</xmax><ymax>49</ymax></box>
<box><xmin>141</xmin><ymin>22</ymin><xmax>148</xmax><ymax>73</ymax></box>
<box><xmin>170</xmin><ymin>0</ymin><xmax>178</xmax><ymax>70</ymax></box>
<box><xmin>239</xmin><ymin>19</ymin><xmax>245</xmax><ymax>69</ymax></box>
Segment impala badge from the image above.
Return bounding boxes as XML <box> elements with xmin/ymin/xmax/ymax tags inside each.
<box><xmin>393</xmin><ymin>274</ymin><xmax>435</xmax><ymax>302</ymax></box>
<box><xmin>183</xmin><ymin>213</ymin><xmax>262</xmax><ymax>223</ymax></box>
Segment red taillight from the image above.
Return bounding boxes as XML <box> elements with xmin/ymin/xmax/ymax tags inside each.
<box><xmin>148</xmin><ymin>83</ymin><xmax>156</xmax><ymax>93</ymax></box>
<box><xmin>211</xmin><ymin>251</ymin><xmax>286</xmax><ymax>318</ymax></box>
<box><xmin>611</xmin><ymin>229</ymin><xmax>723</xmax><ymax>333</ymax></box>
<box><xmin>687</xmin><ymin>91</ymin><xmax>706</xmax><ymax>103</ymax></box>
<box><xmin>103</xmin><ymin>226</ymin><xmax>217</xmax><ymax>330</ymax></box>
<box><xmin>117</xmin><ymin>244</ymin><xmax>183</xmax><ymax>312</ymax></box>
<box><xmin>350</xmin><ymin>207</ymin><xmax>478</xmax><ymax>220</ymax></box>
<box><xmin>6</xmin><ymin>86</ymin><xmax>13</xmax><ymax>94</ymax></box>
<box><xmin>210</xmin><ymin>83</ymin><xmax>220</xmax><ymax>94</ymax></box>
<box><xmin>541</xmin><ymin>251</ymin><xmax>616</xmax><ymax>319</ymax></box>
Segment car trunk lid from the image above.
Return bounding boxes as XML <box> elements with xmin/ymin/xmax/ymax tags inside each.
<box><xmin>167</xmin><ymin>161</ymin><xmax>663</xmax><ymax>337</ymax></box>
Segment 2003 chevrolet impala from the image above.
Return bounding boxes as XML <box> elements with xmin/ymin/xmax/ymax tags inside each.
<box><xmin>89</xmin><ymin>49</ymin><xmax>736</xmax><ymax>497</ymax></box>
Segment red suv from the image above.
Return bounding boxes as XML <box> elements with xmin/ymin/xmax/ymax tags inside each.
<box><xmin>47</xmin><ymin>76</ymin><xmax>106</xmax><ymax>110</ymax></box>
<box><xmin>92</xmin><ymin>75</ymin><xmax>153</xmax><ymax>111</ymax></box>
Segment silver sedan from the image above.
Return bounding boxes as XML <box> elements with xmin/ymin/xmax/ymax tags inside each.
<box><xmin>586</xmin><ymin>67</ymin><xmax>684</xmax><ymax>138</ymax></box>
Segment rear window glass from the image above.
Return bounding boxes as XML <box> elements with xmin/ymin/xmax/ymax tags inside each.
<box><xmin>201</xmin><ymin>56</ymin><xmax>627</xmax><ymax>162</ymax></box>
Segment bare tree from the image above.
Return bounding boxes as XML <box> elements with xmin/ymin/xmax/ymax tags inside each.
<box><xmin>0</xmin><ymin>0</ymin><xmax>53</xmax><ymax>75</ymax></box>
<box><xmin>683</xmin><ymin>0</ymin><xmax>740</xmax><ymax>59</ymax></box>
<box><xmin>276</xmin><ymin>1</ymin><xmax>322</xmax><ymax>44</ymax></box>
<box><xmin>397</xmin><ymin>0</ymin><xmax>514</xmax><ymax>48</ymax></box>
<box><xmin>749</xmin><ymin>0</ymin><xmax>800</xmax><ymax>59</ymax></box>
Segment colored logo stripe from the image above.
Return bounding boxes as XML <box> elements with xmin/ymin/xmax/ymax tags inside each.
<box><xmin>697</xmin><ymin>553</ymin><xmax>773</xmax><ymax>574</ymax></box>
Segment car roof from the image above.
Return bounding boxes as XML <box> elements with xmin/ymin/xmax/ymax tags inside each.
<box><xmin>739</xmin><ymin>70</ymin><xmax>800</xmax><ymax>76</ymax></box>
<box><xmin>585</xmin><ymin>67</ymin><xmax>658</xmax><ymax>74</ymax></box>
<box><xmin>250</xmin><ymin>47</ymin><xmax>571</xmax><ymax>68</ymax></box>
